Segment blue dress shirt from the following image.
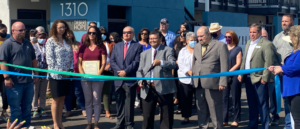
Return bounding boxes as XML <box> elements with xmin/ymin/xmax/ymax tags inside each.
<box><xmin>218</xmin><ymin>33</ymin><xmax>226</xmax><ymax>44</ymax></box>
<box><xmin>164</xmin><ymin>30</ymin><xmax>176</xmax><ymax>48</ymax></box>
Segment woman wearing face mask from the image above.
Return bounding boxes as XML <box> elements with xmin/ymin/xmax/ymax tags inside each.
<box><xmin>223</xmin><ymin>30</ymin><xmax>242</xmax><ymax>127</ymax></box>
<box><xmin>31</xmin><ymin>30</ymin><xmax>49</xmax><ymax>118</ymax></box>
<box><xmin>63</xmin><ymin>30</ymin><xmax>86</xmax><ymax>118</ymax></box>
<box><xmin>0</xmin><ymin>23</ymin><xmax>10</xmax><ymax>121</ymax></box>
<box><xmin>98</xmin><ymin>26</ymin><xmax>115</xmax><ymax>120</ymax></box>
<box><xmin>29</xmin><ymin>29</ymin><xmax>38</xmax><ymax>45</ymax></box>
<box><xmin>177</xmin><ymin>31</ymin><xmax>196</xmax><ymax>125</ymax></box>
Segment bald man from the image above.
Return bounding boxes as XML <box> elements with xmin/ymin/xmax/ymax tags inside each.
<box><xmin>110</xmin><ymin>26</ymin><xmax>143</xmax><ymax>129</ymax></box>
<box><xmin>262</xmin><ymin>29</ymin><xmax>269</xmax><ymax>40</ymax></box>
<box><xmin>192</xmin><ymin>26</ymin><xmax>229</xmax><ymax>129</ymax></box>
<box><xmin>0</xmin><ymin>22</ymin><xmax>38</xmax><ymax>128</ymax></box>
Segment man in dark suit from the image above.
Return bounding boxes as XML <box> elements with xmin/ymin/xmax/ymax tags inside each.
<box><xmin>192</xmin><ymin>26</ymin><xmax>229</xmax><ymax>129</ymax></box>
<box><xmin>110</xmin><ymin>26</ymin><xmax>143</xmax><ymax>129</ymax></box>
<box><xmin>238</xmin><ymin>23</ymin><xmax>275</xmax><ymax>129</ymax></box>
<box><xmin>137</xmin><ymin>29</ymin><xmax>177</xmax><ymax>129</ymax></box>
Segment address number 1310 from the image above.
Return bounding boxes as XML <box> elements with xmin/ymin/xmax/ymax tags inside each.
<box><xmin>60</xmin><ymin>2</ymin><xmax>88</xmax><ymax>17</ymax></box>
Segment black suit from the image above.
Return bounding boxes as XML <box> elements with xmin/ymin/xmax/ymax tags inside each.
<box><xmin>110</xmin><ymin>41</ymin><xmax>143</xmax><ymax>129</ymax></box>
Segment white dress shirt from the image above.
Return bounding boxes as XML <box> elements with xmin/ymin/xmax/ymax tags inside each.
<box><xmin>123</xmin><ymin>40</ymin><xmax>132</xmax><ymax>49</ymax></box>
<box><xmin>177</xmin><ymin>47</ymin><xmax>193</xmax><ymax>84</ymax></box>
<box><xmin>151</xmin><ymin>45</ymin><xmax>163</xmax><ymax>82</ymax></box>
<box><xmin>245</xmin><ymin>36</ymin><xmax>261</xmax><ymax>69</ymax></box>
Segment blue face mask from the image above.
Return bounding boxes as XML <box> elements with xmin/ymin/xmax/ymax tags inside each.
<box><xmin>102</xmin><ymin>34</ymin><xmax>106</xmax><ymax>40</ymax></box>
<box><xmin>189</xmin><ymin>41</ymin><xmax>197</xmax><ymax>48</ymax></box>
<box><xmin>38</xmin><ymin>39</ymin><xmax>46</xmax><ymax>44</ymax></box>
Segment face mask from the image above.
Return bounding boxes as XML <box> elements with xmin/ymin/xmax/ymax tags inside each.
<box><xmin>102</xmin><ymin>34</ymin><xmax>106</xmax><ymax>40</ymax></box>
<box><xmin>110</xmin><ymin>39</ymin><xmax>114</xmax><ymax>42</ymax></box>
<box><xmin>30</xmin><ymin>37</ymin><xmax>37</xmax><ymax>42</ymax></box>
<box><xmin>211</xmin><ymin>33</ymin><xmax>218</xmax><ymax>38</ymax></box>
<box><xmin>226</xmin><ymin>38</ymin><xmax>232</xmax><ymax>44</ymax></box>
<box><xmin>0</xmin><ymin>32</ymin><xmax>7</xmax><ymax>38</ymax></box>
<box><xmin>189</xmin><ymin>41</ymin><xmax>197</xmax><ymax>48</ymax></box>
<box><xmin>38</xmin><ymin>39</ymin><xmax>46</xmax><ymax>44</ymax></box>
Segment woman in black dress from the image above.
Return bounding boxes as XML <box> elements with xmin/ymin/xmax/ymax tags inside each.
<box><xmin>222</xmin><ymin>30</ymin><xmax>243</xmax><ymax>127</ymax></box>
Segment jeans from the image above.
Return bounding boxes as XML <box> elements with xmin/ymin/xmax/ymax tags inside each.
<box><xmin>64</xmin><ymin>80</ymin><xmax>85</xmax><ymax>111</ymax></box>
<box><xmin>6</xmin><ymin>82</ymin><xmax>34</xmax><ymax>128</ymax></box>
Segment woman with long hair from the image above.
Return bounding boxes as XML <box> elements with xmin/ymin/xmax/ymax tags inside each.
<box><xmin>78</xmin><ymin>26</ymin><xmax>107</xmax><ymax>129</ymax></box>
<box><xmin>223</xmin><ymin>30</ymin><xmax>242</xmax><ymax>127</ymax></box>
<box><xmin>45</xmin><ymin>19</ymin><xmax>73</xmax><ymax>129</ymax></box>
<box><xmin>63</xmin><ymin>30</ymin><xmax>86</xmax><ymax>117</ymax></box>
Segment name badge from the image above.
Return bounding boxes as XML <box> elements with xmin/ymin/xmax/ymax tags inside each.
<box><xmin>256</xmin><ymin>46</ymin><xmax>261</xmax><ymax>48</ymax></box>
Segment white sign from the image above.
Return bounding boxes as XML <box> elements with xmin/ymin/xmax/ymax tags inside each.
<box><xmin>194</xmin><ymin>26</ymin><xmax>250</xmax><ymax>52</ymax></box>
<box><xmin>60</xmin><ymin>2</ymin><xmax>88</xmax><ymax>17</ymax></box>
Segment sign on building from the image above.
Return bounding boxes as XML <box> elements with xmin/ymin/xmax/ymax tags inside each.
<box><xmin>65</xmin><ymin>19</ymin><xmax>87</xmax><ymax>31</ymax></box>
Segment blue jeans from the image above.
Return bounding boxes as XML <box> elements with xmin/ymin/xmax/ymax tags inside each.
<box><xmin>64</xmin><ymin>80</ymin><xmax>85</xmax><ymax>111</ymax></box>
<box><xmin>6</xmin><ymin>82</ymin><xmax>34</xmax><ymax>128</ymax></box>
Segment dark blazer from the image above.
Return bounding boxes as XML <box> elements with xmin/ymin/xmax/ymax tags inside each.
<box><xmin>110</xmin><ymin>40</ymin><xmax>143</xmax><ymax>87</ymax></box>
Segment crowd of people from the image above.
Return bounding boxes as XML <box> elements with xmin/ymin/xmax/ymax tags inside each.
<box><xmin>0</xmin><ymin>13</ymin><xmax>299</xmax><ymax>129</ymax></box>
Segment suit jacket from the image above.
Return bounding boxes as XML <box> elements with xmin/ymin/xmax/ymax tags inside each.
<box><xmin>192</xmin><ymin>39</ymin><xmax>229</xmax><ymax>90</ymax></box>
<box><xmin>240</xmin><ymin>37</ymin><xmax>275</xmax><ymax>84</ymax></box>
<box><xmin>136</xmin><ymin>45</ymin><xmax>177</xmax><ymax>99</ymax></box>
<box><xmin>110</xmin><ymin>40</ymin><xmax>143</xmax><ymax>87</ymax></box>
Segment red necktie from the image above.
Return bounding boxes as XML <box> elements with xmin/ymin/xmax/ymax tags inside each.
<box><xmin>123</xmin><ymin>42</ymin><xmax>128</xmax><ymax>59</ymax></box>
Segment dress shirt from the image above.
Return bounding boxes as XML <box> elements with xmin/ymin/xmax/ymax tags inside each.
<box><xmin>151</xmin><ymin>45</ymin><xmax>164</xmax><ymax>82</ymax></box>
<box><xmin>177</xmin><ymin>47</ymin><xmax>193</xmax><ymax>84</ymax></box>
<box><xmin>123</xmin><ymin>40</ymin><xmax>132</xmax><ymax>49</ymax></box>
<box><xmin>217</xmin><ymin>33</ymin><xmax>226</xmax><ymax>44</ymax></box>
<box><xmin>202</xmin><ymin>38</ymin><xmax>213</xmax><ymax>56</ymax></box>
<box><xmin>164</xmin><ymin>30</ymin><xmax>176</xmax><ymax>48</ymax></box>
<box><xmin>245</xmin><ymin>36</ymin><xmax>261</xmax><ymax>69</ymax></box>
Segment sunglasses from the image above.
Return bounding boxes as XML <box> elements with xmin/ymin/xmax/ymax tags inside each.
<box><xmin>225</xmin><ymin>36</ymin><xmax>232</xmax><ymax>38</ymax></box>
<box><xmin>123</xmin><ymin>31</ymin><xmax>132</xmax><ymax>34</ymax></box>
<box><xmin>88</xmin><ymin>32</ymin><xmax>96</xmax><ymax>35</ymax></box>
<box><xmin>141</xmin><ymin>33</ymin><xmax>148</xmax><ymax>35</ymax></box>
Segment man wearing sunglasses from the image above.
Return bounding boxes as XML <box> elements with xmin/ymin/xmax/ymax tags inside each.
<box><xmin>0</xmin><ymin>21</ymin><xmax>38</xmax><ymax>128</ymax></box>
<box><xmin>110</xmin><ymin>26</ymin><xmax>143</xmax><ymax>129</ymax></box>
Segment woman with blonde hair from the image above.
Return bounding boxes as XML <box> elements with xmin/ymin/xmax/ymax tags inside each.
<box><xmin>45</xmin><ymin>19</ymin><xmax>73</xmax><ymax>129</ymax></box>
<box><xmin>268</xmin><ymin>25</ymin><xmax>300</xmax><ymax>129</ymax></box>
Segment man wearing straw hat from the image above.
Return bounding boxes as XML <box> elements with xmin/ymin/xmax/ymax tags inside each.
<box><xmin>209</xmin><ymin>23</ymin><xmax>226</xmax><ymax>44</ymax></box>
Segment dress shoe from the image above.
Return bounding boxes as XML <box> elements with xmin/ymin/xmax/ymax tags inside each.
<box><xmin>223</xmin><ymin>123</ymin><xmax>229</xmax><ymax>126</ymax></box>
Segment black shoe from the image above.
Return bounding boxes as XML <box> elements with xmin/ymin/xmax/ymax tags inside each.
<box><xmin>270</xmin><ymin>118</ymin><xmax>279</xmax><ymax>126</ymax></box>
<box><xmin>180</xmin><ymin>120</ymin><xmax>190</xmax><ymax>125</ymax></box>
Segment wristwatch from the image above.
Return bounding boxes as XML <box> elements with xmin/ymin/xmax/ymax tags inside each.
<box><xmin>4</xmin><ymin>76</ymin><xmax>10</xmax><ymax>80</ymax></box>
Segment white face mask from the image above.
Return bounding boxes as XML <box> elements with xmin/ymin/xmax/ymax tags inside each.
<box><xmin>30</xmin><ymin>37</ymin><xmax>37</xmax><ymax>42</ymax></box>
<box><xmin>38</xmin><ymin>39</ymin><xmax>46</xmax><ymax>44</ymax></box>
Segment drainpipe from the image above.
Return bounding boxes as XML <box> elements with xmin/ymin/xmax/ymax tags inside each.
<box><xmin>205</xmin><ymin>0</ymin><xmax>209</xmax><ymax>11</ymax></box>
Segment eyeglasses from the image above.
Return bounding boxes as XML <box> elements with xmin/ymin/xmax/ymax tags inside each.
<box><xmin>141</xmin><ymin>33</ymin><xmax>148</xmax><ymax>35</ymax></box>
<box><xmin>14</xmin><ymin>29</ymin><xmax>27</xmax><ymax>32</ymax></box>
<box><xmin>57</xmin><ymin>27</ymin><xmax>66</xmax><ymax>30</ymax></box>
<box><xmin>88</xmin><ymin>32</ymin><xmax>96</xmax><ymax>35</ymax></box>
<box><xmin>123</xmin><ymin>31</ymin><xmax>132</xmax><ymax>34</ymax></box>
<box><xmin>225</xmin><ymin>36</ymin><xmax>232</xmax><ymax>38</ymax></box>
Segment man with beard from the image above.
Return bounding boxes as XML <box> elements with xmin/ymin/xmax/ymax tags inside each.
<box><xmin>0</xmin><ymin>22</ymin><xmax>38</xmax><ymax>128</ymax></box>
<box><xmin>272</xmin><ymin>14</ymin><xmax>295</xmax><ymax>128</ymax></box>
<box><xmin>192</xmin><ymin>26</ymin><xmax>229</xmax><ymax>129</ymax></box>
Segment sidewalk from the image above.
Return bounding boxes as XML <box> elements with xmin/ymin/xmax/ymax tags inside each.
<box><xmin>0</xmin><ymin>87</ymin><xmax>288</xmax><ymax>129</ymax></box>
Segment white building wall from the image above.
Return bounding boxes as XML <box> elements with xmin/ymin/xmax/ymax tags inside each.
<box><xmin>0</xmin><ymin>0</ymin><xmax>11</xmax><ymax>33</ymax></box>
<box><xmin>9</xmin><ymin>0</ymin><xmax>50</xmax><ymax>20</ymax></box>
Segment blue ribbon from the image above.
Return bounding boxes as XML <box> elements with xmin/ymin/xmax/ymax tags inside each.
<box><xmin>0</xmin><ymin>68</ymin><xmax>266</xmax><ymax>80</ymax></box>
<box><xmin>275</xmin><ymin>75</ymin><xmax>281</xmax><ymax>114</ymax></box>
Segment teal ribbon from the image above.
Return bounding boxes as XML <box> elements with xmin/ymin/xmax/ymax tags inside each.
<box><xmin>275</xmin><ymin>75</ymin><xmax>282</xmax><ymax>114</ymax></box>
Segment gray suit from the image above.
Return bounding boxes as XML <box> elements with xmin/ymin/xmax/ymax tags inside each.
<box><xmin>136</xmin><ymin>45</ymin><xmax>177</xmax><ymax>129</ymax></box>
<box><xmin>192</xmin><ymin>39</ymin><xmax>229</xmax><ymax>129</ymax></box>
<box><xmin>137</xmin><ymin>45</ymin><xmax>177</xmax><ymax>99</ymax></box>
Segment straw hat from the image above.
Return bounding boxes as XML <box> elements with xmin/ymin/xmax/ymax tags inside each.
<box><xmin>209</xmin><ymin>23</ymin><xmax>223</xmax><ymax>33</ymax></box>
